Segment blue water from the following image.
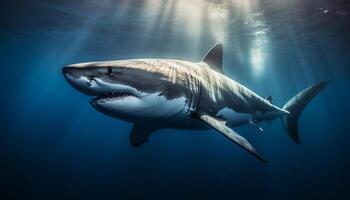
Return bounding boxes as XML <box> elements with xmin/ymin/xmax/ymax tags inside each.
<box><xmin>1</xmin><ymin>0</ymin><xmax>349</xmax><ymax>199</ymax></box>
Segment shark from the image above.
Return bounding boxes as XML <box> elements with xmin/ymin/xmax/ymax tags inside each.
<box><xmin>63</xmin><ymin>43</ymin><xmax>328</xmax><ymax>162</ymax></box>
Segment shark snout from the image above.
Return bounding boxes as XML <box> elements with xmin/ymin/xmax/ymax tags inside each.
<box><xmin>62</xmin><ymin>66</ymin><xmax>72</xmax><ymax>75</ymax></box>
<box><xmin>63</xmin><ymin>66</ymin><xmax>96</xmax><ymax>95</ymax></box>
<box><xmin>63</xmin><ymin>66</ymin><xmax>89</xmax><ymax>79</ymax></box>
<box><xmin>63</xmin><ymin>66</ymin><xmax>80</xmax><ymax>79</ymax></box>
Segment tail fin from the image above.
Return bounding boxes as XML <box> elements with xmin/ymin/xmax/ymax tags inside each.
<box><xmin>281</xmin><ymin>81</ymin><xmax>329</xmax><ymax>143</ymax></box>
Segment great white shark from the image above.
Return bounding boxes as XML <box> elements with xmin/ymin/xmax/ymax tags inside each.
<box><xmin>63</xmin><ymin>44</ymin><xmax>328</xmax><ymax>162</ymax></box>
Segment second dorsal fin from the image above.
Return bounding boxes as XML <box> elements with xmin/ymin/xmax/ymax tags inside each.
<box><xmin>202</xmin><ymin>43</ymin><xmax>223</xmax><ymax>74</ymax></box>
<box><xmin>266</xmin><ymin>96</ymin><xmax>272</xmax><ymax>103</ymax></box>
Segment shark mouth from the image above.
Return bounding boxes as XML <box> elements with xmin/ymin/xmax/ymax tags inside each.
<box><xmin>92</xmin><ymin>92</ymin><xmax>134</xmax><ymax>103</ymax></box>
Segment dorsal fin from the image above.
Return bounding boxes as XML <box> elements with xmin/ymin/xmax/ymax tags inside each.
<box><xmin>202</xmin><ymin>43</ymin><xmax>223</xmax><ymax>74</ymax></box>
<box><xmin>266</xmin><ymin>96</ymin><xmax>272</xmax><ymax>103</ymax></box>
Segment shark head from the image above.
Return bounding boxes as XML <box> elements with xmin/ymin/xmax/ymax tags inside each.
<box><xmin>63</xmin><ymin>59</ymin><xmax>192</xmax><ymax>122</ymax></box>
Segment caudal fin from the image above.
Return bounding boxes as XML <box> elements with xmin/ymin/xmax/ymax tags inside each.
<box><xmin>281</xmin><ymin>81</ymin><xmax>329</xmax><ymax>143</ymax></box>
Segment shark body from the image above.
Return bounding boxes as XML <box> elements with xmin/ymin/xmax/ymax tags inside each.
<box><xmin>63</xmin><ymin>44</ymin><xmax>328</xmax><ymax>162</ymax></box>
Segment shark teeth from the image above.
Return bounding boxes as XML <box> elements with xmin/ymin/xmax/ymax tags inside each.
<box><xmin>94</xmin><ymin>92</ymin><xmax>133</xmax><ymax>102</ymax></box>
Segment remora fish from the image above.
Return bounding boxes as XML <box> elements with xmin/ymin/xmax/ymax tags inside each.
<box><xmin>63</xmin><ymin>44</ymin><xmax>328</xmax><ymax>162</ymax></box>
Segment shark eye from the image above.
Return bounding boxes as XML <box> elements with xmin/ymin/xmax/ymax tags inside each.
<box><xmin>108</xmin><ymin>67</ymin><xmax>112</xmax><ymax>74</ymax></box>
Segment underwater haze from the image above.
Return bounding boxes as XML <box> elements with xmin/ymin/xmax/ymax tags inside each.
<box><xmin>1</xmin><ymin>0</ymin><xmax>350</xmax><ymax>199</ymax></box>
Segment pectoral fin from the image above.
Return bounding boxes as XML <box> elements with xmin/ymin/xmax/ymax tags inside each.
<box><xmin>129</xmin><ymin>124</ymin><xmax>159</xmax><ymax>147</ymax></box>
<box><xmin>197</xmin><ymin>112</ymin><xmax>266</xmax><ymax>163</ymax></box>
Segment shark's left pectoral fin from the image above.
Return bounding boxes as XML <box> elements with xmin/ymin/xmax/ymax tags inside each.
<box><xmin>129</xmin><ymin>124</ymin><xmax>159</xmax><ymax>147</ymax></box>
<box><xmin>197</xmin><ymin>112</ymin><xmax>267</xmax><ymax>163</ymax></box>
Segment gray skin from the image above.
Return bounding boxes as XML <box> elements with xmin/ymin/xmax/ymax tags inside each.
<box><xmin>63</xmin><ymin>44</ymin><xmax>327</xmax><ymax>162</ymax></box>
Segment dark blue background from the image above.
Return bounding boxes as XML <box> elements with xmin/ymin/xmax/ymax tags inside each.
<box><xmin>1</xmin><ymin>0</ymin><xmax>350</xmax><ymax>199</ymax></box>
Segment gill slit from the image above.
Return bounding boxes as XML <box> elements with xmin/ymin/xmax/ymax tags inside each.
<box><xmin>188</xmin><ymin>73</ymin><xmax>202</xmax><ymax>117</ymax></box>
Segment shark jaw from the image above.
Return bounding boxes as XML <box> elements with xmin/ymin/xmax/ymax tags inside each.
<box><xmin>91</xmin><ymin>92</ymin><xmax>135</xmax><ymax>104</ymax></box>
<box><xmin>87</xmin><ymin>78</ymin><xmax>144</xmax><ymax>109</ymax></box>
<box><xmin>88</xmin><ymin>82</ymin><xmax>144</xmax><ymax>111</ymax></box>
